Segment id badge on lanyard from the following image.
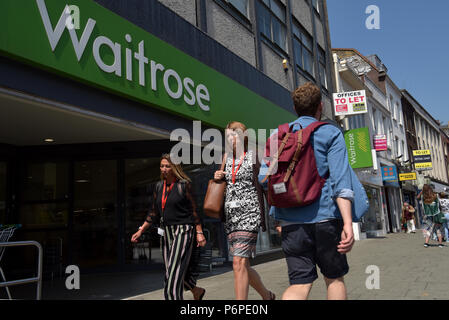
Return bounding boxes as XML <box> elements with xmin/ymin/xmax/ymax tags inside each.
<box><xmin>231</xmin><ymin>152</ymin><xmax>246</xmax><ymax>184</ymax></box>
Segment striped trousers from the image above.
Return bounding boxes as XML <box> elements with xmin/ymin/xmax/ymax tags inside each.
<box><xmin>163</xmin><ymin>224</ymin><xmax>196</xmax><ymax>300</ymax></box>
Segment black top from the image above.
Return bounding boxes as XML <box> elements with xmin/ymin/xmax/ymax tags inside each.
<box><xmin>146</xmin><ymin>180</ymin><xmax>201</xmax><ymax>227</ymax></box>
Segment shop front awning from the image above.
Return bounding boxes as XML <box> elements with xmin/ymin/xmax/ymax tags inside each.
<box><xmin>0</xmin><ymin>88</ymin><xmax>167</xmax><ymax>146</ymax></box>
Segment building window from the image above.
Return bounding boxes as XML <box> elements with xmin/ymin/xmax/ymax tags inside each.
<box><xmin>395</xmin><ymin>136</ymin><xmax>400</xmax><ymax>158</ymax></box>
<box><xmin>393</xmin><ymin>101</ymin><xmax>398</xmax><ymax>121</ymax></box>
<box><xmin>292</xmin><ymin>23</ymin><xmax>314</xmax><ymax>77</ymax></box>
<box><xmin>387</xmin><ymin>95</ymin><xmax>394</xmax><ymax>117</ymax></box>
<box><xmin>258</xmin><ymin>0</ymin><xmax>287</xmax><ymax>52</ymax></box>
<box><xmin>226</xmin><ymin>0</ymin><xmax>249</xmax><ymax>18</ymax></box>
<box><xmin>318</xmin><ymin>47</ymin><xmax>328</xmax><ymax>89</ymax></box>
<box><xmin>312</xmin><ymin>0</ymin><xmax>320</xmax><ymax>14</ymax></box>
<box><xmin>402</xmin><ymin>140</ymin><xmax>406</xmax><ymax>161</ymax></box>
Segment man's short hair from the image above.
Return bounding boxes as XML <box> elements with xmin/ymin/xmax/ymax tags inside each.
<box><xmin>292</xmin><ymin>82</ymin><xmax>322</xmax><ymax>117</ymax></box>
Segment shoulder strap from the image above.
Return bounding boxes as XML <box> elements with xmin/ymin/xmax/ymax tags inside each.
<box><xmin>283</xmin><ymin>129</ymin><xmax>303</xmax><ymax>183</ymax></box>
<box><xmin>261</xmin><ymin>129</ymin><xmax>291</xmax><ymax>183</ymax></box>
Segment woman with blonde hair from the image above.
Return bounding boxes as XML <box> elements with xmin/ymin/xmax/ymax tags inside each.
<box><xmin>417</xmin><ymin>184</ymin><xmax>446</xmax><ymax>248</ymax></box>
<box><xmin>214</xmin><ymin>121</ymin><xmax>275</xmax><ymax>300</ymax></box>
<box><xmin>132</xmin><ymin>154</ymin><xmax>207</xmax><ymax>300</ymax></box>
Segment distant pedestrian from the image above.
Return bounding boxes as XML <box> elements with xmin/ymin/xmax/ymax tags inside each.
<box><xmin>439</xmin><ymin>192</ymin><xmax>449</xmax><ymax>243</ymax></box>
<box><xmin>417</xmin><ymin>184</ymin><xmax>446</xmax><ymax>248</ymax></box>
<box><xmin>131</xmin><ymin>154</ymin><xmax>207</xmax><ymax>300</ymax></box>
<box><xmin>259</xmin><ymin>82</ymin><xmax>355</xmax><ymax>300</ymax></box>
<box><xmin>401</xmin><ymin>202</ymin><xmax>416</xmax><ymax>234</ymax></box>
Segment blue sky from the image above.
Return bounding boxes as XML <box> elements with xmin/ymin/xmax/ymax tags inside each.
<box><xmin>326</xmin><ymin>0</ymin><xmax>449</xmax><ymax>125</ymax></box>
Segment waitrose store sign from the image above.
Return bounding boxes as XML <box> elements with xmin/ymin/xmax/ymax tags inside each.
<box><xmin>0</xmin><ymin>0</ymin><xmax>295</xmax><ymax>129</ymax></box>
<box><xmin>344</xmin><ymin>127</ymin><xmax>373</xmax><ymax>169</ymax></box>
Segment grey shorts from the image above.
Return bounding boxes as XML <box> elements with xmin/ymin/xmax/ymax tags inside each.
<box><xmin>281</xmin><ymin>219</ymin><xmax>349</xmax><ymax>285</ymax></box>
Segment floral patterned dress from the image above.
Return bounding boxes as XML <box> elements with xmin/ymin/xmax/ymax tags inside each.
<box><xmin>223</xmin><ymin>150</ymin><xmax>261</xmax><ymax>258</ymax></box>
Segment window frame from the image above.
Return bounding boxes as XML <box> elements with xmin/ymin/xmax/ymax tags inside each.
<box><xmin>311</xmin><ymin>0</ymin><xmax>321</xmax><ymax>16</ymax></box>
<box><xmin>258</xmin><ymin>0</ymin><xmax>288</xmax><ymax>54</ymax></box>
<box><xmin>213</xmin><ymin>0</ymin><xmax>253</xmax><ymax>31</ymax></box>
<box><xmin>292</xmin><ymin>21</ymin><xmax>315</xmax><ymax>79</ymax></box>
<box><xmin>318</xmin><ymin>46</ymin><xmax>328</xmax><ymax>90</ymax></box>
<box><xmin>226</xmin><ymin>0</ymin><xmax>250</xmax><ymax>18</ymax></box>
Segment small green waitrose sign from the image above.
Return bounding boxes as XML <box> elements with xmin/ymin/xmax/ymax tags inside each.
<box><xmin>0</xmin><ymin>0</ymin><xmax>295</xmax><ymax>130</ymax></box>
<box><xmin>344</xmin><ymin>127</ymin><xmax>373</xmax><ymax>169</ymax></box>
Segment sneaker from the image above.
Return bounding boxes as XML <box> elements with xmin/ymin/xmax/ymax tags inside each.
<box><xmin>424</xmin><ymin>244</ymin><xmax>429</xmax><ymax>248</ymax></box>
<box><xmin>439</xmin><ymin>244</ymin><xmax>444</xmax><ymax>248</ymax></box>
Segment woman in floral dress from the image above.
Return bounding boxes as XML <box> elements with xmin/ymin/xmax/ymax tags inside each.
<box><xmin>214</xmin><ymin>121</ymin><xmax>275</xmax><ymax>300</ymax></box>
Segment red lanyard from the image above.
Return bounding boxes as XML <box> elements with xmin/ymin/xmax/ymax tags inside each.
<box><xmin>161</xmin><ymin>180</ymin><xmax>175</xmax><ymax>212</ymax></box>
<box><xmin>232</xmin><ymin>152</ymin><xmax>246</xmax><ymax>184</ymax></box>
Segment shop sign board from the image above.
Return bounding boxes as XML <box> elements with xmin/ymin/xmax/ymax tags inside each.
<box><xmin>381</xmin><ymin>165</ymin><xmax>400</xmax><ymax>187</ymax></box>
<box><xmin>344</xmin><ymin>127</ymin><xmax>373</xmax><ymax>169</ymax></box>
<box><xmin>0</xmin><ymin>0</ymin><xmax>295</xmax><ymax>130</ymax></box>
<box><xmin>373</xmin><ymin>134</ymin><xmax>387</xmax><ymax>151</ymax></box>
<box><xmin>333</xmin><ymin>90</ymin><xmax>368</xmax><ymax>116</ymax></box>
<box><xmin>399</xmin><ymin>172</ymin><xmax>417</xmax><ymax>181</ymax></box>
<box><xmin>412</xmin><ymin>150</ymin><xmax>432</xmax><ymax>171</ymax></box>
<box><xmin>382</xmin><ymin>166</ymin><xmax>398</xmax><ymax>181</ymax></box>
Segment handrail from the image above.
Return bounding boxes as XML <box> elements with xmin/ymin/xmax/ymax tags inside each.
<box><xmin>0</xmin><ymin>241</ymin><xmax>43</xmax><ymax>300</ymax></box>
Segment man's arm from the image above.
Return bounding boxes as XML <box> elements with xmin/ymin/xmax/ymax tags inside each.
<box><xmin>336</xmin><ymin>198</ymin><xmax>354</xmax><ymax>254</ymax></box>
<box><xmin>325</xmin><ymin>128</ymin><xmax>354</xmax><ymax>254</ymax></box>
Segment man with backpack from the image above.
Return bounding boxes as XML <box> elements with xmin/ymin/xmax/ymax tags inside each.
<box><xmin>259</xmin><ymin>82</ymin><xmax>355</xmax><ymax>300</ymax></box>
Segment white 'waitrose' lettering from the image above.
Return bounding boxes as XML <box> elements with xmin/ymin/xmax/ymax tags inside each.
<box><xmin>36</xmin><ymin>0</ymin><xmax>210</xmax><ymax>111</ymax></box>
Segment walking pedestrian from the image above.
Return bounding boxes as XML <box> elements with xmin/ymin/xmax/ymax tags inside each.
<box><xmin>439</xmin><ymin>192</ymin><xmax>449</xmax><ymax>243</ymax></box>
<box><xmin>131</xmin><ymin>154</ymin><xmax>207</xmax><ymax>300</ymax></box>
<box><xmin>417</xmin><ymin>184</ymin><xmax>446</xmax><ymax>248</ymax></box>
<box><xmin>214</xmin><ymin>121</ymin><xmax>275</xmax><ymax>300</ymax></box>
<box><xmin>402</xmin><ymin>202</ymin><xmax>416</xmax><ymax>233</ymax></box>
<box><xmin>259</xmin><ymin>82</ymin><xmax>355</xmax><ymax>300</ymax></box>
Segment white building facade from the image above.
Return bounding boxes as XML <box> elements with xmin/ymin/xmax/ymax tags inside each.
<box><xmin>333</xmin><ymin>49</ymin><xmax>408</xmax><ymax>236</ymax></box>
<box><xmin>332</xmin><ymin>51</ymin><xmax>388</xmax><ymax>239</ymax></box>
<box><xmin>402</xmin><ymin>91</ymin><xmax>449</xmax><ymax>190</ymax></box>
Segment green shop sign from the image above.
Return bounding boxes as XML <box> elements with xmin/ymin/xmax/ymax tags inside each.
<box><xmin>0</xmin><ymin>0</ymin><xmax>295</xmax><ymax>130</ymax></box>
<box><xmin>344</xmin><ymin>127</ymin><xmax>373</xmax><ymax>169</ymax></box>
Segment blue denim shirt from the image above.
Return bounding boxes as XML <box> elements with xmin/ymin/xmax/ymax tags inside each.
<box><xmin>258</xmin><ymin>116</ymin><xmax>354</xmax><ymax>224</ymax></box>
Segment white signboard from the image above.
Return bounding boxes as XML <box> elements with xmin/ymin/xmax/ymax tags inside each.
<box><xmin>333</xmin><ymin>90</ymin><xmax>368</xmax><ymax>116</ymax></box>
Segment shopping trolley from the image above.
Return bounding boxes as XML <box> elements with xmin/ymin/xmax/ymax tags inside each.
<box><xmin>0</xmin><ymin>224</ymin><xmax>21</xmax><ymax>299</ymax></box>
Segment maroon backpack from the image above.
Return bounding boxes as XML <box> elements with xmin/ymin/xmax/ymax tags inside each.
<box><xmin>262</xmin><ymin>121</ymin><xmax>329</xmax><ymax>208</ymax></box>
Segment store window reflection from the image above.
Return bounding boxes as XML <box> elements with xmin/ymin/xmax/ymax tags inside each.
<box><xmin>125</xmin><ymin>158</ymin><xmax>162</xmax><ymax>266</ymax></box>
<box><xmin>361</xmin><ymin>186</ymin><xmax>383</xmax><ymax>233</ymax></box>
<box><xmin>184</xmin><ymin>164</ymin><xmax>229</xmax><ymax>265</ymax></box>
<box><xmin>18</xmin><ymin>162</ymin><xmax>69</xmax><ymax>278</ymax></box>
<box><xmin>257</xmin><ymin>197</ymin><xmax>281</xmax><ymax>253</ymax></box>
<box><xmin>72</xmin><ymin>160</ymin><xmax>117</xmax><ymax>269</ymax></box>
<box><xmin>20</xmin><ymin>162</ymin><xmax>69</xmax><ymax>227</ymax></box>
